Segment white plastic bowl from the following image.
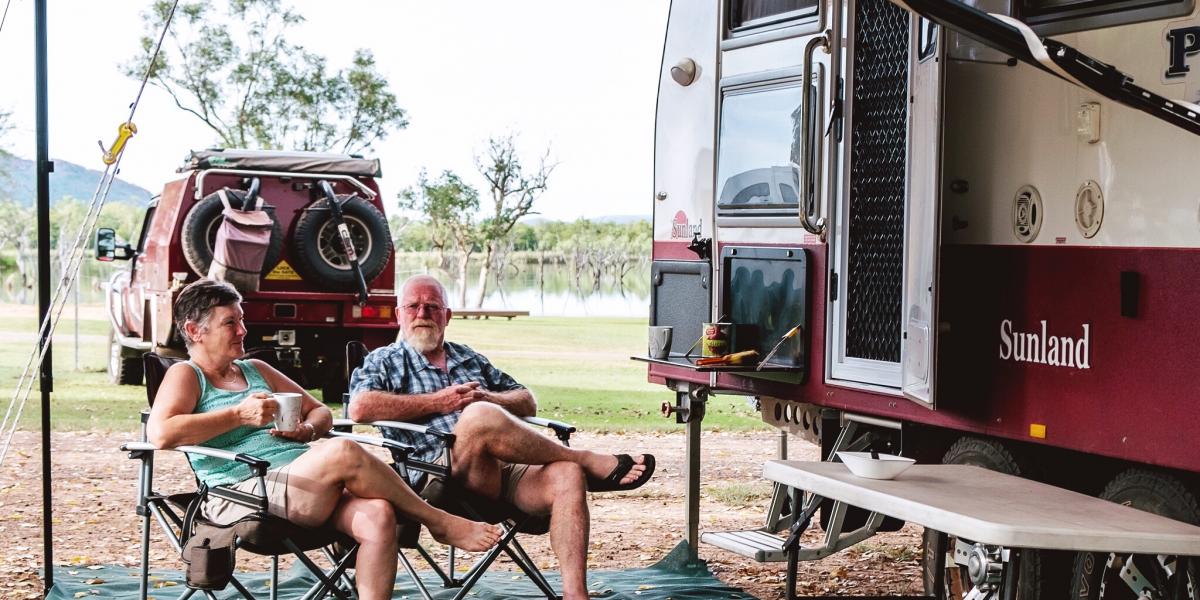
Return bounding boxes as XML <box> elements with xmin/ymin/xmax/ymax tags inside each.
<box><xmin>836</xmin><ymin>451</ymin><xmax>916</xmax><ymax>480</ymax></box>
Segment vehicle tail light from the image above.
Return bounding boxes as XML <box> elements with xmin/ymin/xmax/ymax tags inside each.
<box><xmin>352</xmin><ymin>305</ymin><xmax>393</xmax><ymax>319</ymax></box>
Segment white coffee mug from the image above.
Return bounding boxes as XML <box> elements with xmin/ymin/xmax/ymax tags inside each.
<box><xmin>272</xmin><ymin>392</ymin><xmax>302</xmax><ymax>432</ymax></box>
<box><xmin>648</xmin><ymin>325</ymin><xmax>673</xmax><ymax>359</ymax></box>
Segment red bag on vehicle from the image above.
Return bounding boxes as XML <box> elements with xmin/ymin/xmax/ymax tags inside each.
<box><xmin>208</xmin><ymin>189</ymin><xmax>272</xmax><ymax>293</ymax></box>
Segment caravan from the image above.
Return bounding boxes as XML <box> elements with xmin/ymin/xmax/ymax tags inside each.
<box><xmin>645</xmin><ymin>0</ymin><xmax>1200</xmax><ymax>597</ymax></box>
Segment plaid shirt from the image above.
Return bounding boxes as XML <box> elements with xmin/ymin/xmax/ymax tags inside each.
<box><xmin>348</xmin><ymin>340</ymin><xmax>525</xmax><ymax>483</ymax></box>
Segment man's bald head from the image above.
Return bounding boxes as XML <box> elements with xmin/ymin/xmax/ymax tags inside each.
<box><xmin>401</xmin><ymin>275</ymin><xmax>449</xmax><ymax>306</ymax></box>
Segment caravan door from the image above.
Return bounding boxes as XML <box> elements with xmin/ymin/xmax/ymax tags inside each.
<box><xmin>828</xmin><ymin>1</ymin><xmax>942</xmax><ymax>408</ymax></box>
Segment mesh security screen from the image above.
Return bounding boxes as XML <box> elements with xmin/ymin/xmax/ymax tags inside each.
<box><xmin>846</xmin><ymin>0</ymin><xmax>908</xmax><ymax>363</ymax></box>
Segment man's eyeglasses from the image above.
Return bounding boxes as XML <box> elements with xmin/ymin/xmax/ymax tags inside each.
<box><xmin>402</xmin><ymin>302</ymin><xmax>445</xmax><ymax>314</ymax></box>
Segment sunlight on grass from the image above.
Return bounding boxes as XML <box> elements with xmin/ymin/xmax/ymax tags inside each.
<box><xmin>0</xmin><ymin>308</ymin><xmax>772</xmax><ymax>433</ymax></box>
<box><xmin>706</xmin><ymin>482</ymin><xmax>773</xmax><ymax>507</ymax></box>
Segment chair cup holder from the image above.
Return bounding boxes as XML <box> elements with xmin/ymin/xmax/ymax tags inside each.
<box><xmin>185</xmin><ymin>541</ymin><xmax>236</xmax><ymax>590</ymax></box>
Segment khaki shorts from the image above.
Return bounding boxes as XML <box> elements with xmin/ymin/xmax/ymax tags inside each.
<box><xmin>432</xmin><ymin>450</ymin><xmax>531</xmax><ymax>505</ymax></box>
<box><xmin>202</xmin><ymin>467</ymin><xmax>291</xmax><ymax>525</ymax></box>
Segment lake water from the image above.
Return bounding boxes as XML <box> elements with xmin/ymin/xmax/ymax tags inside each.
<box><xmin>1</xmin><ymin>258</ymin><xmax>652</xmax><ymax>318</ymax></box>
<box><xmin>399</xmin><ymin>257</ymin><xmax>651</xmax><ymax>318</ymax></box>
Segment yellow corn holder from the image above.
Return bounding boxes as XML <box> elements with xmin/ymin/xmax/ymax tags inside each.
<box><xmin>99</xmin><ymin>121</ymin><xmax>137</xmax><ymax>165</ymax></box>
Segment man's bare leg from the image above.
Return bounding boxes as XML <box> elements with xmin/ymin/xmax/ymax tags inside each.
<box><xmin>511</xmin><ymin>462</ymin><xmax>591</xmax><ymax>600</ymax></box>
<box><xmin>281</xmin><ymin>438</ymin><xmax>501</xmax><ymax>551</ymax></box>
<box><xmin>451</xmin><ymin>403</ymin><xmax>648</xmax><ymax>493</ymax></box>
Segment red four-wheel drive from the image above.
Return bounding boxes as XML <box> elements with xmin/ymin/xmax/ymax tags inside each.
<box><xmin>96</xmin><ymin>149</ymin><xmax>399</xmax><ymax>401</ymax></box>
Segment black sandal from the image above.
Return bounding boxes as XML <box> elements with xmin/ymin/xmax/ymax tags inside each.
<box><xmin>587</xmin><ymin>454</ymin><xmax>656</xmax><ymax>492</ymax></box>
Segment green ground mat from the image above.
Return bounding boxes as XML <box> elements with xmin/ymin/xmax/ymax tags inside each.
<box><xmin>47</xmin><ymin>542</ymin><xmax>755</xmax><ymax>599</ymax></box>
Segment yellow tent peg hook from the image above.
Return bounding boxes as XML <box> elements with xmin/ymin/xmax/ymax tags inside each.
<box><xmin>98</xmin><ymin>121</ymin><xmax>137</xmax><ymax>165</ymax></box>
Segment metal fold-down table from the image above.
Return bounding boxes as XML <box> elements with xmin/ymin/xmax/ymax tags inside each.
<box><xmin>764</xmin><ymin>461</ymin><xmax>1200</xmax><ymax>599</ymax></box>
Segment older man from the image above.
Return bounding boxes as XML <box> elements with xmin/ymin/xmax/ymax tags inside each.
<box><xmin>348</xmin><ymin>274</ymin><xmax>654</xmax><ymax>600</ymax></box>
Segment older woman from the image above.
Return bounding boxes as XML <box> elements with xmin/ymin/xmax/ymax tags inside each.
<box><xmin>147</xmin><ymin>279</ymin><xmax>500</xmax><ymax>600</ymax></box>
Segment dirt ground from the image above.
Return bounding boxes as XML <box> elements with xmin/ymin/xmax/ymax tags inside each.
<box><xmin>0</xmin><ymin>430</ymin><xmax>925</xmax><ymax>599</ymax></box>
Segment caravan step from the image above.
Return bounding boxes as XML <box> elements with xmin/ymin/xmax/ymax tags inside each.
<box><xmin>700</xmin><ymin>530</ymin><xmax>788</xmax><ymax>562</ymax></box>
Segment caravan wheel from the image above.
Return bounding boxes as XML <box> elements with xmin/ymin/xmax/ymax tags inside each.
<box><xmin>1070</xmin><ymin>469</ymin><xmax>1199</xmax><ymax>600</ymax></box>
<box><xmin>921</xmin><ymin>437</ymin><xmax>1065</xmax><ymax>599</ymax></box>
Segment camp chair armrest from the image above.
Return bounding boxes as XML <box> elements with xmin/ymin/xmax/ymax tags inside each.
<box><xmin>122</xmin><ymin>441</ymin><xmax>157</xmax><ymax>453</ymax></box>
<box><xmin>522</xmin><ymin>416</ymin><xmax>576</xmax><ymax>443</ymax></box>
<box><xmin>174</xmin><ymin>445</ymin><xmax>270</xmax><ymax>471</ymax></box>
<box><xmin>347</xmin><ymin>419</ymin><xmax>457</xmax><ymax>446</ymax></box>
<box><xmin>326</xmin><ymin>430</ymin><xmax>415</xmax><ymax>458</ymax></box>
<box><xmin>121</xmin><ymin>441</ymin><xmax>270</xmax><ymax>475</ymax></box>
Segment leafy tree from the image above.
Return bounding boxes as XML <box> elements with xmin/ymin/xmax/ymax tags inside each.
<box><xmin>471</xmin><ymin>135</ymin><xmax>554</xmax><ymax>307</ymax></box>
<box><xmin>399</xmin><ymin>170</ymin><xmax>480</xmax><ymax>307</ymax></box>
<box><xmin>127</xmin><ymin>0</ymin><xmax>407</xmax><ymax>153</ymax></box>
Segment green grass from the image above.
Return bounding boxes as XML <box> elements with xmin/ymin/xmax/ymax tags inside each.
<box><xmin>0</xmin><ymin>308</ymin><xmax>771</xmax><ymax>433</ymax></box>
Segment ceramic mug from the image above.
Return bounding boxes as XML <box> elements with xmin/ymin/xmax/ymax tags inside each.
<box><xmin>272</xmin><ymin>392</ymin><xmax>302</xmax><ymax>432</ymax></box>
<box><xmin>648</xmin><ymin>325</ymin><xmax>673</xmax><ymax>359</ymax></box>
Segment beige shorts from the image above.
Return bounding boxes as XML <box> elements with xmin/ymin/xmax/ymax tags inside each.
<box><xmin>202</xmin><ymin>467</ymin><xmax>291</xmax><ymax>525</ymax></box>
<box><xmin>432</xmin><ymin>450</ymin><xmax>531</xmax><ymax>504</ymax></box>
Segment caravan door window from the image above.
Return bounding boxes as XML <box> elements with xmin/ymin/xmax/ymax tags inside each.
<box><xmin>730</xmin><ymin>0</ymin><xmax>820</xmax><ymax>31</ymax></box>
<box><xmin>716</xmin><ymin>83</ymin><xmax>806</xmax><ymax>217</ymax></box>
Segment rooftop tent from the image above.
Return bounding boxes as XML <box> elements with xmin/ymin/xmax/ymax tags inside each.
<box><xmin>181</xmin><ymin>149</ymin><xmax>383</xmax><ymax>178</ymax></box>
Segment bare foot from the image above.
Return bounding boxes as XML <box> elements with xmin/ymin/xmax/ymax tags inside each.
<box><xmin>587</xmin><ymin>453</ymin><xmax>649</xmax><ymax>486</ymax></box>
<box><xmin>429</xmin><ymin>515</ymin><xmax>501</xmax><ymax>552</ymax></box>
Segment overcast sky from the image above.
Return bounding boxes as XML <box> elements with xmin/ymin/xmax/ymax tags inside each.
<box><xmin>0</xmin><ymin>0</ymin><xmax>668</xmax><ymax>221</ymax></box>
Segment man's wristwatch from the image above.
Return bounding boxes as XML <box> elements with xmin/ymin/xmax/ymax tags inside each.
<box><xmin>301</xmin><ymin>422</ymin><xmax>317</xmax><ymax>441</ymax></box>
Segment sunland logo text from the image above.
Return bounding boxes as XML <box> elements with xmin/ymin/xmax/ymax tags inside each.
<box><xmin>999</xmin><ymin>320</ymin><xmax>1091</xmax><ymax>369</ymax></box>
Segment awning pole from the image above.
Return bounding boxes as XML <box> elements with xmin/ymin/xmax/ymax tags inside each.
<box><xmin>34</xmin><ymin>0</ymin><xmax>54</xmax><ymax>595</ymax></box>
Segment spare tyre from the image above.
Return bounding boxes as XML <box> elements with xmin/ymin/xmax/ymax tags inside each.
<box><xmin>291</xmin><ymin>195</ymin><xmax>392</xmax><ymax>291</ymax></box>
<box><xmin>181</xmin><ymin>190</ymin><xmax>284</xmax><ymax>278</ymax></box>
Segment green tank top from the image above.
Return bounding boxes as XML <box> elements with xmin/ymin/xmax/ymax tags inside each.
<box><xmin>186</xmin><ymin>359</ymin><xmax>308</xmax><ymax>487</ymax></box>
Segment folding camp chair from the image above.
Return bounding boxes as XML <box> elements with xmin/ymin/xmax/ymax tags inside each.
<box><xmin>341</xmin><ymin>341</ymin><xmax>576</xmax><ymax>600</ymax></box>
<box><xmin>124</xmin><ymin>352</ymin><xmax>418</xmax><ymax>600</ymax></box>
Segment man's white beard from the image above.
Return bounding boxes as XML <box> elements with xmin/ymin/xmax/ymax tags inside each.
<box><xmin>405</xmin><ymin>321</ymin><xmax>442</xmax><ymax>353</ymax></box>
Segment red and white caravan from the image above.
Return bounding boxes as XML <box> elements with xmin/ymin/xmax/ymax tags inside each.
<box><xmin>647</xmin><ymin>0</ymin><xmax>1200</xmax><ymax>597</ymax></box>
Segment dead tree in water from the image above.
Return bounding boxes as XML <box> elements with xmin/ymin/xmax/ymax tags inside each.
<box><xmin>472</xmin><ymin>135</ymin><xmax>555</xmax><ymax>308</ymax></box>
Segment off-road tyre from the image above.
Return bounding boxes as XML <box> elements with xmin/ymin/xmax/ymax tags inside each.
<box><xmin>108</xmin><ymin>329</ymin><xmax>143</xmax><ymax>385</ymax></box>
<box><xmin>291</xmin><ymin>196</ymin><xmax>391</xmax><ymax>291</ymax></box>
<box><xmin>180</xmin><ymin>190</ymin><xmax>284</xmax><ymax>277</ymax></box>
<box><xmin>1069</xmin><ymin>469</ymin><xmax>1200</xmax><ymax>599</ymax></box>
<box><xmin>922</xmin><ymin>437</ymin><xmax>1064</xmax><ymax>599</ymax></box>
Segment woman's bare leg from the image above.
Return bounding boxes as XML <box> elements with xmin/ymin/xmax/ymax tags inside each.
<box><xmin>330</xmin><ymin>495</ymin><xmax>397</xmax><ymax>600</ymax></box>
<box><xmin>283</xmin><ymin>438</ymin><xmax>501</xmax><ymax>551</ymax></box>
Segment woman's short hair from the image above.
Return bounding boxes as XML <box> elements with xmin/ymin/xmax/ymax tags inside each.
<box><xmin>173</xmin><ymin>279</ymin><xmax>242</xmax><ymax>347</ymax></box>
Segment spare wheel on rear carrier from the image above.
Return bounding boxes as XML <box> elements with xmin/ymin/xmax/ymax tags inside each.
<box><xmin>181</xmin><ymin>190</ymin><xmax>284</xmax><ymax>278</ymax></box>
<box><xmin>291</xmin><ymin>195</ymin><xmax>392</xmax><ymax>291</ymax></box>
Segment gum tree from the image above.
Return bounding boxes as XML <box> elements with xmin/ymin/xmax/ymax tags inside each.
<box><xmin>126</xmin><ymin>0</ymin><xmax>407</xmax><ymax>153</ymax></box>
<box><xmin>399</xmin><ymin>170</ymin><xmax>481</xmax><ymax>308</ymax></box>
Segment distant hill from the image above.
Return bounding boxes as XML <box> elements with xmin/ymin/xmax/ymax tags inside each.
<box><xmin>0</xmin><ymin>152</ymin><xmax>154</xmax><ymax>206</ymax></box>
